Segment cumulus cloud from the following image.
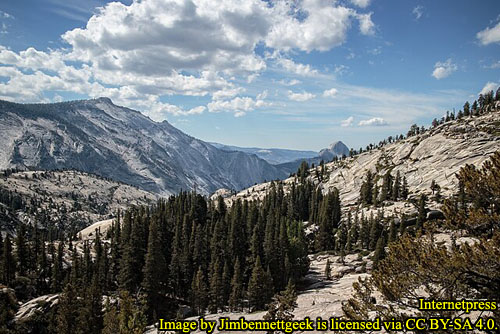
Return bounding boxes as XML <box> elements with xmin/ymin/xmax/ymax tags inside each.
<box><xmin>432</xmin><ymin>59</ymin><xmax>457</xmax><ymax>79</ymax></box>
<box><xmin>412</xmin><ymin>6</ymin><xmax>423</xmax><ymax>20</ymax></box>
<box><xmin>477</xmin><ymin>21</ymin><xmax>500</xmax><ymax>45</ymax></box>
<box><xmin>358</xmin><ymin>117</ymin><xmax>388</xmax><ymax>126</ymax></box>
<box><xmin>287</xmin><ymin>90</ymin><xmax>316</xmax><ymax>102</ymax></box>
<box><xmin>323</xmin><ymin>88</ymin><xmax>338</xmax><ymax>97</ymax></box>
<box><xmin>0</xmin><ymin>0</ymin><xmax>377</xmax><ymax>120</ymax></box>
<box><xmin>349</xmin><ymin>0</ymin><xmax>371</xmax><ymax>8</ymax></box>
<box><xmin>266</xmin><ymin>0</ymin><xmax>375</xmax><ymax>52</ymax></box>
<box><xmin>480</xmin><ymin>82</ymin><xmax>499</xmax><ymax>95</ymax></box>
<box><xmin>341</xmin><ymin>116</ymin><xmax>354</xmax><ymax>127</ymax></box>
<box><xmin>357</xmin><ymin>13</ymin><xmax>375</xmax><ymax>35</ymax></box>
<box><xmin>207</xmin><ymin>96</ymin><xmax>268</xmax><ymax>116</ymax></box>
<box><xmin>276</xmin><ymin>58</ymin><xmax>319</xmax><ymax>77</ymax></box>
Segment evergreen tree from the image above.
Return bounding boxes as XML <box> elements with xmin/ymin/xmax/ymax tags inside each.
<box><xmin>388</xmin><ymin>219</ymin><xmax>397</xmax><ymax>244</ymax></box>
<box><xmin>416</xmin><ymin>194</ymin><xmax>427</xmax><ymax>230</ymax></box>
<box><xmin>142</xmin><ymin>217</ymin><xmax>165</xmax><ymax>318</ymax></box>
<box><xmin>191</xmin><ymin>267</ymin><xmax>208</xmax><ymax>315</ymax></box>
<box><xmin>55</xmin><ymin>283</ymin><xmax>80</xmax><ymax>334</ymax></box>
<box><xmin>248</xmin><ymin>256</ymin><xmax>271</xmax><ymax>311</ymax></box>
<box><xmin>372</xmin><ymin>234</ymin><xmax>386</xmax><ymax>269</ymax></box>
<box><xmin>263</xmin><ymin>280</ymin><xmax>298</xmax><ymax>334</ymax></box>
<box><xmin>392</xmin><ymin>171</ymin><xmax>401</xmax><ymax>201</ymax></box>
<box><xmin>15</xmin><ymin>224</ymin><xmax>29</xmax><ymax>277</ymax></box>
<box><xmin>360</xmin><ymin>171</ymin><xmax>374</xmax><ymax>205</ymax></box>
<box><xmin>229</xmin><ymin>258</ymin><xmax>243</xmax><ymax>311</ymax></box>
<box><xmin>1</xmin><ymin>235</ymin><xmax>15</xmax><ymax>285</ymax></box>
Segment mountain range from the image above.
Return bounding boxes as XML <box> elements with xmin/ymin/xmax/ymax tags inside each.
<box><xmin>0</xmin><ymin>98</ymin><xmax>350</xmax><ymax>195</ymax></box>
<box><xmin>0</xmin><ymin>98</ymin><xmax>290</xmax><ymax>195</ymax></box>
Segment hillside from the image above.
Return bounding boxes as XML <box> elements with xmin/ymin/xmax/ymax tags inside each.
<box><xmin>222</xmin><ymin>110</ymin><xmax>500</xmax><ymax>211</ymax></box>
<box><xmin>0</xmin><ymin>98</ymin><xmax>287</xmax><ymax>196</ymax></box>
<box><xmin>0</xmin><ymin>169</ymin><xmax>157</xmax><ymax>234</ymax></box>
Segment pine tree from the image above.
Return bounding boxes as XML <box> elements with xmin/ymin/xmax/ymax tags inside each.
<box><xmin>1</xmin><ymin>235</ymin><xmax>16</xmax><ymax>285</ymax></box>
<box><xmin>15</xmin><ymin>223</ymin><xmax>29</xmax><ymax>277</ymax></box>
<box><xmin>248</xmin><ymin>256</ymin><xmax>269</xmax><ymax>311</ymax></box>
<box><xmin>388</xmin><ymin>219</ymin><xmax>397</xmax><ymax>244</ymax></box>
<box><xmin>392</xmin><ymin>171</ymin><xmax>401</xmax><ymax>201</ymax></box>
<box><xmin>228</xmin><ymin>258</ymin><xmax>243</xmax><ymax>311</ymax></box>
<box><xmin>142</xmin><ymin>217</ymin><xmax>165</xmax><ymax>318</ymax></box>
<box><xmin>191</xmin><ymin>267</ymin><xmax>208</xmax><ymax>315</ymax></box>
<box><xmin>372</xmin><ymin>234</ymin><xmax>386</xmax><ymax>269</ymax></box>
<box><xmin>56</xmin><ymin>283</ymin><xmax>80</xmax><ymax>334</ymax></box>
<box><xmin>208</xmin><ymin>258</ymin><xmax>223</xmax><ymax>313</ymax></box>
<box><xmin>263</xmin><ymin>280</ymin><xmax>298</xmax><ymax>333</ymax></box>
<box><xmin>360</xmin><ymin>171</ymin><xmax>374</xmax><ymax>205</ymax></box>
<box><xmin>416</xmin><ymin>194</ymin><xmax>427</xmax><ymax>230</ymax></box>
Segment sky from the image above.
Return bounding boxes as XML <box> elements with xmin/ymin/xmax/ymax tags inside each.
<box><xmin>0</xmin><ymin>0</ymin><xmax>499</xmax><ymax>151</ymax></box>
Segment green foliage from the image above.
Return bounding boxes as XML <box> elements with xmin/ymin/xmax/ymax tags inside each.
<box><xmin>263</xmin><ymin>280</ymin><xmax>298</xmax><ymax>334</ymax></box>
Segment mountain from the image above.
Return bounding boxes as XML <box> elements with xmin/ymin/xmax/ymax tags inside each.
<box><xmin>318</xmin><ymin>141</ymin><xmax>350</xmax><ymax>160</ymax></box>
<box><xmin>209</xmin><ymin>142</ymin><xmax>318</xmax><ymax>164</ymax></box>
<box><xmin>275</xmin><ymin>140</ymin><xmax>350</xmax><ymax>174</ymax></box>
<box><xmin>0</xmin><ymin>98</ymin><xmax>287</xmax><ymax>195</ymax></box>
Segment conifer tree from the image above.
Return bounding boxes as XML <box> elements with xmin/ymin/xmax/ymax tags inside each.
<box><xmin>15</xmin><ymin>223</ymin><xmax>29</xmax><ymax>277</ymax></box>
<box><xmin>191</xmin><ymin>267</ymin><xmax>208</xmax><ymax>315</ymax></box>
<box><xmin>1</xmin><ymin>235</ymin><xmax>15</xmax><ymax>285</ymax></box>
<box><xmin>263</xmin><ymin>280</ymin><xmax>298</xmax><ymax>334</ymax></box>
<box><xmin>388</xmin><ymin>219</ymin><xmax>397</xmax><ymax>244</ymax></box>
<box><xmin>56</xmin><ymin>283</ymin><xmax>80</xmax><ymax>334</ymax></box>
<box><xmin>229</xmin><ymin>259</ymin><xmax>243</xmax><ymax>311</ymax></box>
<box><xmin>416</xmin><ymin>194</ymin><xmax>427</xmax><ymax>230</ymax></box>
<box><xmin>248</xmin><ymin>256</ymin><xmax>269</xmax><ymax>311</ymax></box>
<box><xmin>401</xmin><ymin>177</ymin><xmax>409</xmax><ymax>199</ymax></box>
<box><xmin>372</xmin><ymin>234</ymin><xmax>386</xmax><ymax>269</ymax></box>
<box><xmin>208</xmin><ymin>258</ymin><xmax>224</xmax><ymax>313</ymax></box>
<box><xmin>392</xmin><ymin>171</ymin><xmax>401</xmax><ymax>201</ymax></box>
<box><xmin>142</xmin><ymin>217</ymin><xmax>166</xmax><ymax>318</ymax></box>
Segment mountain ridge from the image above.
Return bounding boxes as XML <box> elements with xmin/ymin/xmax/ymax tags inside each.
<box><xmin>0</xmin><ymin>98</ymin><xmax>287</xmax><ymax>195</ymax></box>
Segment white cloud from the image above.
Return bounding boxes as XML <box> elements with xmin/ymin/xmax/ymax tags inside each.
<box><xmin>341</xmin><ymin>116</ymin><xmax>354</xmax><ymax>127</ymax></box>
<box><xmin>276</xmin><ymin>58</ymin><xmax>319</xmax><ymax>77</ymax></box>
<box><xmin>0</xmin><ymin>10</ymin><xmax>13</xmax><ymax>19</ymax></box>
<box><xmin>432</xmin><ymin>59</ymin><xmax>457</xmax><ymax>80</ymax></box>
<box><xmin>287</xmin><ymin>90</ymin><xmax>316</xmax><ymax>102</ymax></box>
<box><xmin>278</xmin><ymin>79</ymin><xmax>301</xmax><ymax>86</ymax></box>
<box><xmin>480</xmin><ymin>82</ymin><xmax>499</xmax><ymax>95</ymax></box>
<box><xmin>477</xmin><ymin>22</ymin><xmax>500</xmax><ymax>45</ymax></box>
<box><xmin>484</xmin><ymin>60</ymin><xmax>500</xmax><ymax>69</ymax></box>
<box><xmin>323</xmin><ymin>88</ymin><xmax>338</xmax><ymax>97</ymax></box>
<box><xmin>412</xmin><ymin>6</ymin><xmax>423</xmax><ymax>20</ymax></box>
<box><xmin>334</xmin><ymin>64</ymin><xmax>349</xmax><ymax>76</ymax></box>
<box><xmin>349</xmin><ymin>0</ymin><xmax>371</xmax><ymax>8</ymax></box>
<box><xmin>207</xmin><ymin>96</ymin><xmax>268</xmax><ymax>115</ymax></box>
<box><xmin>266</xmin><ymin>0</ymin><xmax>374</xmax><ymax>52</ymax></box>
<box><xmin>0</xmin><ymin>0</ymin><xmax>379</xmax><ymax>121</ymax></box>
<box><xmin>357</xmin><ymin>13</ymin><xmax>375</xmax><ymax>35</ymax></box>
<box><xmin>358</xmin><ymin>117</ymin><xmax>388</xmax><ymax>126</ymax></box>
<box><xmin>212</xmin><ymin>87</ymin><xmax>246</xmax><ymax>100</ymax></box>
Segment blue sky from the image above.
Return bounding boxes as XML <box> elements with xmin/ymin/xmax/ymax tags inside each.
<box><xmin>0</xmin><ymin>0</ymin><xmax>499</xmax><ymax>151</ymax></box>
